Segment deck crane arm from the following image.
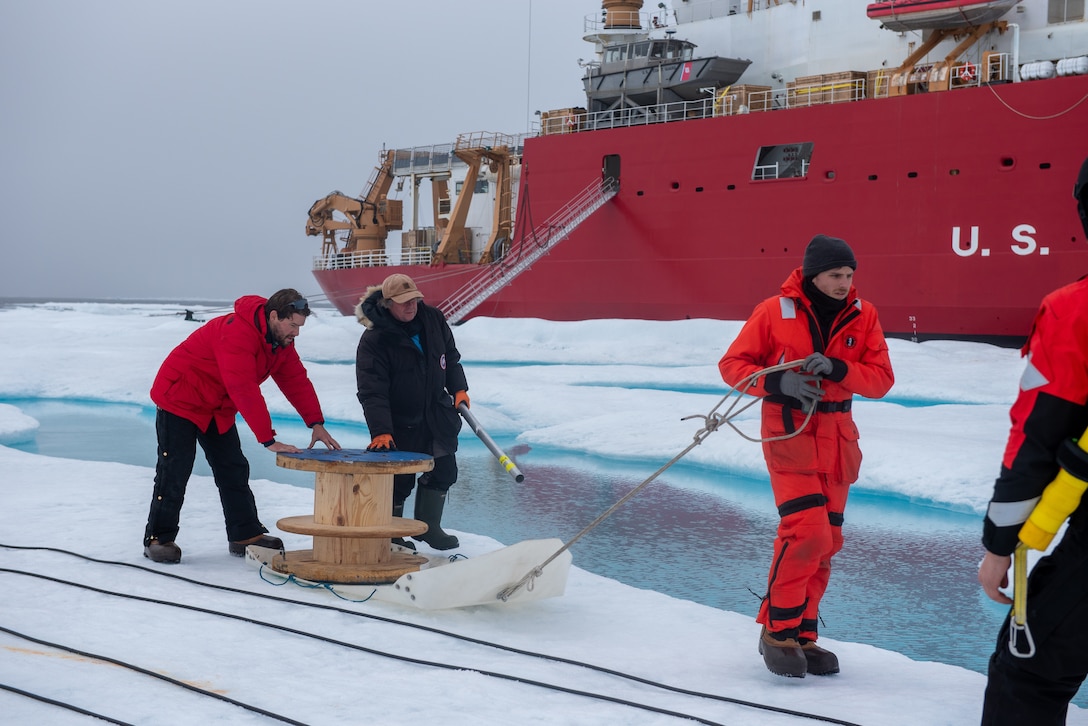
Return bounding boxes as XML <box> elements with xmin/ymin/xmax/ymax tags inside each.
<box><xmin>304</xmin><ymin>150</ymin><xmax>402</xmax><ymax>255</ymax></box>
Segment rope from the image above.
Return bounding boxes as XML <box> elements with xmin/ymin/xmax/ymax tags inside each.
<box><xmin>985</xmin><ymin>84</ymin><xmax>1088</xmax><ymax>120</ymax></box>
<box><xmin>258</xmin><ymin>564</ymin><xmax>377</xmax><ymax>602</ymax></box>
<box><xmin>498</xmin><ymin>359</ymin><xmax>812</xmax><ymax>600</ymax></box>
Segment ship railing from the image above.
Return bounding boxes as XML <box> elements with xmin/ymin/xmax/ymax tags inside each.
<box><xmin>583</xmin><ymin>11</ymin><xmax>659</xmax><ymax>34</ymax></box>
<box><xmin>391</xmin><ymin>143</ymin><xmax>457</xmax><ymax>176</ymax></box>
<box><xmin>454</xmin><ymin>131</ymin><xmax>523</xmax><ymax>152</ymax></box>
<box><xmin>400</xmin><ymin>247</ymin><xmax>435</xmax><ymax>266</ymax></box>
<box><xmin>949</xmin><ymin>52</ymin><xmax>1012</xmax><ymax>88</ymax></box>
<box><xmin>679</xmin><ymin>0</ymin><xmax>778</xmax><ymax>22</ymax></box>
<box><xmin>586</xmin><ymin>96</ymin><xmax>718</xmax><ymax>130</ymax></box>
<box><xmin>578</xmin><ymin>78</ymin><xmax>868</xmax><ymax>131</ymax></box>
<box><xmin>313</xmin><ymin>250</ymin><xmax>389</xmax><ymax>271</ymax></box>
<box><xmin>593</xmin><ymin>0</ymin><xmax>779</xmax><ymax>28</ymax></box>
<box><xmin>388</xmin><ymin>134</ymin><xmax>531</xmax><ymax>178</ymax></box>
<box><xmin>439</xmin><ymin>177</ymin><xmax>619</xmax><ymax>325</ymax></box>
<box><xmin>753</xmin><ymin>159</ymin><xmax>810</xmax><ymax>181</ymax></box>
<box><xmin>312</xmin><ymin>243</ymin><xmax>441</xmax><ymax>272</ymax></box>
<box><xmin>784</xmin><ymin>78</ymin><xmax>867</xmax><ymax>108</ymax></box>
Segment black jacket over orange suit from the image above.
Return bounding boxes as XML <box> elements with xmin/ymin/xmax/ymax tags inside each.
<box><xmin>719</xmin><ymin>267</ymin><xmax>893</xmax><ymax>640</ymax></box>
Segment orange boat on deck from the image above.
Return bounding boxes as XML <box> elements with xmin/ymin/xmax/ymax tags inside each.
<box><xmin>307</xmin><ymin>0</ymin><xmax>1088</xmax><ymax>345</ymax></box>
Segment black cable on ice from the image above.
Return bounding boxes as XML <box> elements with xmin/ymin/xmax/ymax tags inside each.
<box><xmin>0</xmin><ymin>545</ymin><xmax>864</xmax><ymax>726</ymax></box>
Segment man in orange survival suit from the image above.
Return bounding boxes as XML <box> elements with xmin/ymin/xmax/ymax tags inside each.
<box><xmin>978</xmin><ymin>156</ymin><xmax>1088</xmax><ymax>725</ymax></box>
<box><xmin>719</xmin><ymin>235</ymin><xmax>894</xmax><ymax>678</ymax></box>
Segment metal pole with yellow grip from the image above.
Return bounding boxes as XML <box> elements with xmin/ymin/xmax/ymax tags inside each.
<box><xmin>1009</xmin><ymin>431</ymin><xmax>1088</xmax><ymax>658</ymax></box>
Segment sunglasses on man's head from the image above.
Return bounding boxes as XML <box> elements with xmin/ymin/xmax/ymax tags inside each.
<box><xmin>289</xmin><ymin>298</ymin><xmax>309</xmax><ymax>311</ymax></box>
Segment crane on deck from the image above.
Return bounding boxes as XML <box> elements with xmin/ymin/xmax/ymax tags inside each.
<box><xmin>305</xmin><ymin>150</ymin><xmax>402</xmax><ymax>257</ymax></box>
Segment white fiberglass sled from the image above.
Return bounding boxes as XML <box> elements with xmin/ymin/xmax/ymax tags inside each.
<box><xmin>245</xmin><ymin>538</ymin><xmax>571</xmax><ymax>610</ymax></box>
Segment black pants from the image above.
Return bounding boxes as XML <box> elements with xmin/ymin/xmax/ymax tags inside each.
<box><xmin>143</xmin><ymin>409</ymin><xmax>267</xmax><ymax>546</ymax></box>
<box><xmin>390</xmin><ymin>423</ymin><xmax>458</xmax><ymax>506</ymax></box>
<box><xmin>391</xmin><ymin>453</ymin><xmax>458</xmax><ymax>505</ymax></box>
<box><xmin>981</xmin><ymin>507</ymin><xmax>1088</xmax><ymax>725</ymax></box>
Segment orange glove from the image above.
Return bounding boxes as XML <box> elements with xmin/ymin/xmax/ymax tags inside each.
<box><xmin>367</xmin><ymin>434</ymin><xmax>396</xmax><ymax>452</ymax></box>
<box><xmin>454</xmin><ymin>390</ymin><xmax>470</xmax><ymax>409</ymax></box>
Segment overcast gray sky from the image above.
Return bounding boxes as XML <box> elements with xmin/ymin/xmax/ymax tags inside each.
<box><xmin>1</xmin><ymin>0</ymin><xmax>601</xmax><ymax>303</ymax></box>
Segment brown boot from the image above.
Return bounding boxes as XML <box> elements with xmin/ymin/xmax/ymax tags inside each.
<box><xmin>800</xmin><ymin>640</ymin><xmax>840</xmax><ymax>675</ymax></box>
<box><xmin>758</xmin><ymin>627</ymin><xmax>807</xmax><ymax>678</ymax></box>
<box><xmin>228</xmin><ymin>534</ymin><xmax>284</xmax><ymax>557</ymax></box>
<box><xmin>144</xmin><ymin>539</ymin><xmax>182</xmax><ymax>564</ymax></box>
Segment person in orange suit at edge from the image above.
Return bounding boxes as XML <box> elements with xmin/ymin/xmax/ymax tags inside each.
<box><xmin>718</xmin><ymin>234</ymin><xmax>894</xmax><ymax>677</ymax></box>
<box><xmin>978</xmin><ymin>155</ymin><xmax>1088</xmax><ymax>726</ymax></box>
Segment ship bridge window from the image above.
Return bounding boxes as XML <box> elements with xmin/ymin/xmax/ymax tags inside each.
<box><xmin>651</xmin><ymin>40</ymin><xmax>694</xmax><ymax>60</ymax></box>
<box><xmin>1048</xmin><ymin>0</ymin><xmax>1085</xmax><ymax>23</ymax></box>
<box><xmin>454</xmin><ymin>179</ymin><xmax>490</xmax><ymax>195</ymax></box>
<box><xmin>633</xmin><ymin>42</ymin><xmax>651</xmax><ymax>59</ymax></box>
<box><xmin>752</xmin><ymin>143</ymin><xmax>814</xmax><ymax>181</ymax></box>
<box><xmin>605</xmin><ymin>46</ymin><xmax>625</xmax><ymax>64</ymax></box>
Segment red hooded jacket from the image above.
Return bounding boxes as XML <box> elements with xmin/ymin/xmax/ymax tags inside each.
<box><xmin>719</xmin><ymin>268</ymin><xmax>894</xmax><ymax>481</ymax></box>
<box><xmin>150</xmin><ymin>295</ymin><xmax>325</xmax><ymax>444</ymax></box>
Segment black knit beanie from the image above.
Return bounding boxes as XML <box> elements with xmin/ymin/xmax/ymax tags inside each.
<box><xmin>802</xmin><ymin>234</ymin><xmax>857</xmax><ymax>278</ymax></box>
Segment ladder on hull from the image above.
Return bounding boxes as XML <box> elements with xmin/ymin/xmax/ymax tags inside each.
<box><xmin>441</xmin><ymin>177</ymin><xmax>618</xmax><ymax>324</ymax></box>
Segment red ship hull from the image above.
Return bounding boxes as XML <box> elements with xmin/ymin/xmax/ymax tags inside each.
<box><xmin>316</xmin><ymin>75</ymin><xmax>1088</xmax><ymax>343</ymax></box>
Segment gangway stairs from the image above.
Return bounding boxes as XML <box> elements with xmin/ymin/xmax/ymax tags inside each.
<box><xmin>440</xmin><ymin>176</ymin><xmax>618</xmax><ymax>325</ymax></box>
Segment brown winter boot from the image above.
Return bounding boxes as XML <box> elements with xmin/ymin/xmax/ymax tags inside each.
<box><xmin>758</xmin><ymin>627</ymin><xmax>807</xmax><ymax>678</ymax></box>
<box><xmin>800</xmin><ymin>639</ymin><xmax>840</xmax><ymax>675</ymax></box>
<box><xmin>144</xmin><ymin>539</ymin><xmax>182</xmax><ymax>564</ymax></box>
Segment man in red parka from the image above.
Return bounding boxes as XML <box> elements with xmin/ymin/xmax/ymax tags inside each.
<box><xmin>719</xmin><ymin>235</ymin><xmax>894</xmax><ymax>678</ymax></box>
<box><xmin>143</xmin><ymin>289</ymin><xmax>340</xmax><ymax>563</ymax></box>
<box><xmin>978</xmin><ymin>156</ymin><xmax>1088</xmax><ymax>725</ymax></box>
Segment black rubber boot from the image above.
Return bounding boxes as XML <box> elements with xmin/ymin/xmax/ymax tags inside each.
<box><xmin>800</xmin><ymin>640</ymin><xmax>840</xmax><ymax>675</ymax></box>
<box><xmin>412</xmin><ymin>487</ymin><xmax>459</xmax><ymax>550</ymax></box>
<box><xmin>391</xmin><ymin>503</ymin><xmax>416</xmax><ymax>551</ymax></box>
<box><xmin>758</xmin><ymin>627</ymin><xmax>807</xmax><ymax>678</ymax></box>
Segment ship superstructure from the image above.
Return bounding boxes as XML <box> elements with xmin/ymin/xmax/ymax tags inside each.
<box><xmin>307</xmin><ymin>0</ymin><xmax>1088</xmax><ymax>343</ymax></box>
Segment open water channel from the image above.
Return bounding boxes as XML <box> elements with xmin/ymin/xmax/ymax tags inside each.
<box><xmin>9</xmin><ymin>395</ymin><xmax>1079</xmax><ymax>706</ymax></box>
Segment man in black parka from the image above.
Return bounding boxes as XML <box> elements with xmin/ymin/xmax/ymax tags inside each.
<box><xmin>355</xmin><ymin>274</ymin><xmax>469</xmax><ymax>550</ymax></box>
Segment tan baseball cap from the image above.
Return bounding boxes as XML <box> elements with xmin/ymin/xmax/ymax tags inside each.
<box><xmin>381</xmin><ymin>273</ymin><xmax>423</xmax><ymax>303</ymax></box>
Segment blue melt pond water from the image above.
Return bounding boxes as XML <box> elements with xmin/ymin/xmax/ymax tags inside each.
<box><xmin>7</xmin><ymin>396</ymin><xmax>1082</xmax><ymax>707</ymax></box>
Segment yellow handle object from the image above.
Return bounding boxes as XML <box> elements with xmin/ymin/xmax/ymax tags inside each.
<box><xmin>1008</xmin><ymin>543</ymin><xmax>1035</xmax><ymax>658</ymax></box>
<box><xmin>1019</xmin><ymin>468</ymin><xmax>1088</xmax><ymax>550</ymax></box>
<box><xmin>1018</xmin><ymin>433</ymin><xmax>1088</xmax><ymax>551</ymax></box>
